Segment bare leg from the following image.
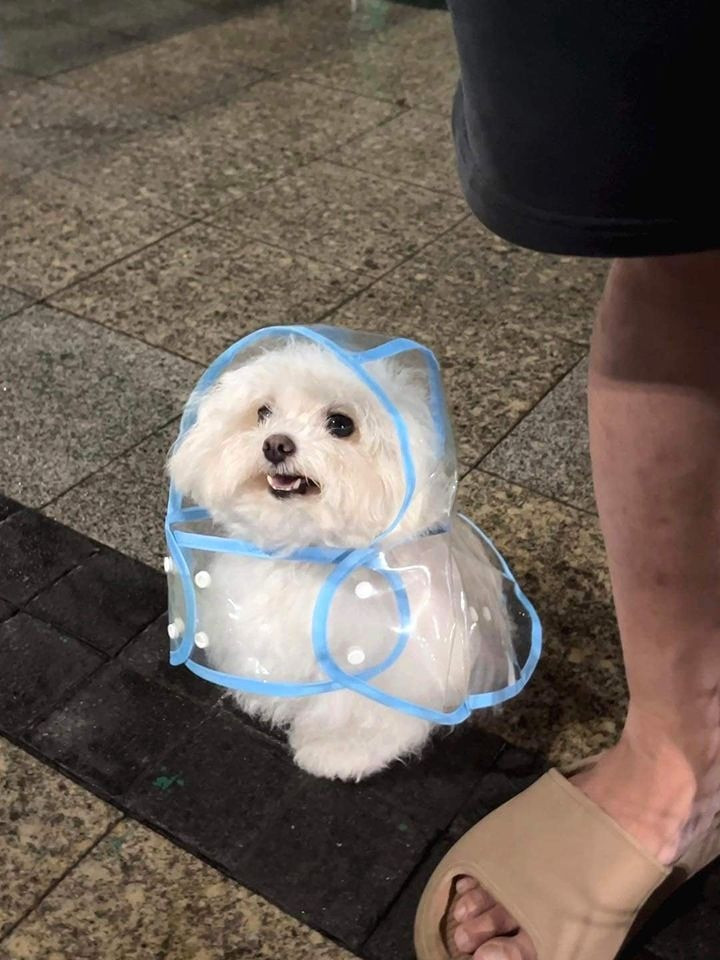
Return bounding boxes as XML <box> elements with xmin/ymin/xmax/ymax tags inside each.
<box><xmin>453</xmin><ymin>252</ymin><xmax>720</xmax><ymax>959</ymax></box>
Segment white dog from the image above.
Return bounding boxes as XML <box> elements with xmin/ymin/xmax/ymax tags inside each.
<box><xmin>168</xmin><ymin>337</ymin><xmax>513</xmax><ymax>781</ymax></box>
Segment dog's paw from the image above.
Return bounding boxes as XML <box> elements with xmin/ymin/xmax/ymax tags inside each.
<box><xmin>291</xmin><ymin>738</ymin><xmax>394</xmax><ymax>781</ymax></box>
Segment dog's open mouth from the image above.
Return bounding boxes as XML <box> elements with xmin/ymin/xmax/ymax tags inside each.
<box><xmin>266</xmin><ymin>473</ymin><xmax>320</xmax><ymax>499</ymax></box>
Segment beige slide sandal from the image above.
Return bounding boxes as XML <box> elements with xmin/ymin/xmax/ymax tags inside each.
<box><xmin>415</xmin><ymin>768</ymin><xmax>720</xmax><ymax>960</ymax></box>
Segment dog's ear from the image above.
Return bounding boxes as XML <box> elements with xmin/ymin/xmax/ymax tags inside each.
<box><xmin>167</xmin><ymin>372</ymin><xmax>252</xmax><ymax>510</ymax></box>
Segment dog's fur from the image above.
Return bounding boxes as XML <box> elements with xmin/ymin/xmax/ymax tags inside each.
<box><xmin>168</xmin><ymin>338</ymin><xmax>511</xmax><ymax>780</ymax></box>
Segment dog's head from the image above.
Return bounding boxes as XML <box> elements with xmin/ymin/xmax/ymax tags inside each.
<box><xmin>168</xmin><ymin>338</ymin><xmax>454</xmax><ymax>550</ymax></box>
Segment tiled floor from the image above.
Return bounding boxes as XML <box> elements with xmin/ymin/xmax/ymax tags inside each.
<box><xmin>0</xmin><ymin>2</ymin><xmax>716</xmax><ymax>959</ymax></box>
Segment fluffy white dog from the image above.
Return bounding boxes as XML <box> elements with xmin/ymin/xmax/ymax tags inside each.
<box><xmin>168</xmin><ymin>337</ymin><xmax>512</xmax><ymax>781</ymax></box>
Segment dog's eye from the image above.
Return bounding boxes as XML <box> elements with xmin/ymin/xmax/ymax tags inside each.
<box><xmin>326</xmin><ymin>413</ymin><xmax>354</xmax><ymax>438</ymax></box>
<box><xmin>257</xmin><ymin>405</ymin><xmax>272</xmax><ymax>423</ymax></box>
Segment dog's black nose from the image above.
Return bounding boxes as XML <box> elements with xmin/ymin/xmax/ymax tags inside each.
<box><xmin>263</xmin><ymin>434</ymin><xmax>296</xmax><ymax>464</ymax></box>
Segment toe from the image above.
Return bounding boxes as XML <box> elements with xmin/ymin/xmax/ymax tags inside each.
<box><xmin>453</xmin><ymin>886</ymin><xmax>496</xmax><ymax>921</ymax></box>
<box><xmin>455</xmin><ymin>876</ymin><xmax>479</xmax><ymax>895</ymax></box>
<box><xmin>474</xmin><ymin>930</ymin><xmax>536</xmax><ymax>960</ymax></box>
<box><xmin>454</xmin><ymin>904</ymin><xmax>518</xmax><ymax>954</ymax></box>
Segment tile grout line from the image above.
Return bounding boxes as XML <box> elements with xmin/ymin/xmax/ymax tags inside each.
<box><xmin>320</xmin><ymin>154</ymin><xmax>463</xmax><ymax>202</ymax></box>
<box><xmin>461</xmin><ymin>351</ymin><xmax>589</xmax><ymax>472</ymax></box>
<box><xmin>0</xmin><ymin>815</ymin><xmax>126</xmax><ymax>945</ymax></box>
<box><xmin>37</xmin><ymin>413</ymin><xmax>182</xmax><ymax>516</ymax></box>
<box><xmin>471</xmin><ymin>466</ymin><xmax>599</xmax><ymax>519</ymax></box>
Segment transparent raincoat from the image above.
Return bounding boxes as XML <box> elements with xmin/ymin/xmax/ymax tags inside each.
<box><xmin>165</xmin><ymin>325</ymin><xmax>541</xmax><ymax>725</ymax></box>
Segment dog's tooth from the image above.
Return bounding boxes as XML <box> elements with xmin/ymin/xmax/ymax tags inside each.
<box><xmin>290</xmin><ymin>478</ymin><xmax>302</xmax><ymax>490</ymax></box>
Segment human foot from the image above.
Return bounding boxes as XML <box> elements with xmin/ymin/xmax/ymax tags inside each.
<box><xmin>450</xmin><ymin>734</ymin><xmax>720</xmax><ymax>959</ymax></box>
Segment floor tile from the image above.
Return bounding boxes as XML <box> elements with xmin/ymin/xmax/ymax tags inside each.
<box><xmin>0</xmin><ymin>286</ymin><xmax>31</xmax><ymax>318</ymax></box>
<box><xmin>26</xmin><ymin>550</ymin><xmax>167</xmax><ymax>656</ymax></box>
<box><xmin>640</xmin><ymin>866</ymin><xmax>720</xmax><ymax>960</ymax></box>
<box><xmin>0</xmin><ymin>599</ymin><xmax>16</xmax><ymax>622</ymax></box>
<box><xmin>362</xmin><ymin>835</ymin><xmax>454</xmax><ymax>960</ymax></box>
<box><xmin>52</xmin><ymin>223</ymin><xmax>371</xmax><ymax>364</ymax></box>
<box><xmin>0</xmin><ymin>818</ymin><xmax>356</xmax><ymax>960</ymax></box>
<box><xmin>0</xmin><ymin>509</ymin><xmax>96</xmax><ymax>606</ymax></box>
<box><xmin>127</xmin><ymin>708</ymin><xmax>298</xmax><ymax>874</ymax></box>
<box><xmin>178</xmin><ymin>0</ymin><xmax>412</xmax><ymax>72</ymax></box>
<box><xmin>0</xmin><ymin>737</ymin><xmax>120</xmax><ymax>937</ymax></box>
<box><xmin>240</xmin><ymin>780</ymin><xmax>435</xmax><ymax>949</ymax></box>
<box><xmin>331</xmin><ymin>108</ymin><xmax>460</xmax><ymax>197</ymax></box>
<box><xmin>29</xmin><ymin>660</ymin><xmax>207</xmax><ymax>798</ymax></box>
<box><xmin>0</xmin><ymin>17</ymin><xmax>131</xmax><ymax>77</ymax></box>
<box><xmin>350</xmin><ymin>724</ymin><xmax>504</xmax><ymax>832</ymax></box>
<box><xmin>62</xmin><ymin>0</ymin><xmax>219</xmax><ymax>40</ymax></box>
<box><xmin>0</xmin><ymin>171</ymin><xmax>184</xmax><ymax>298</ymax></box>
<box><xmin>209</xmin><ymin>160</ymin><xmax>466</xmax><ymax>275</ymax></box>
<box><xmin>55</xmin><ymin>78</ymin><xmax>399</xmax><ymax>216</ymax></box>
<box><xmin>56</xmin><ymin>23</ymin><xmax>265</xmax><ymax>116</ymax></box>
<box><xmin>0</xmin><ymin>495</ymin><xmax>22</xmax><ymax>524</ymax></box>
<box><xmin>0</xmin><ymin>77</ymin><xmax>155</xmax><ymax>180</ymax></box>
<box><xmin>0</xmin><ymin>613</ymin><xmax>104</xmax><ymax>737</ymax></box>
<box><xmin>296</xmin><ymin>9</ymin><xmax>458</xmax><ymax>114</ymax></box>
<box><xmin>330</xmin><ymin>281</ymin><xmax>585</xmax><ymax>464</ymax></box>
<box><xmin>447</xmin><ymin>766</ymin><xmax>546</xmax><ymax>842</ymax></box>
<box><xmin>44</xmin><ymin>423</ymin><xmax>177</xmax><ymax>568</ymax></box>
<box><xmin>456</xmin><ymin>470</ymin><xmax>625</xmax><ymax>768</ymax></box>
<box><xmin>483</xmin><ymin>360</ymin><xmax>593</xmax><ymax>511</ymax></box>
<box><xmin>383</xmin><ymin>218</ymin><xmax>608</xmax><ymax>344</ymax></box>
<box><xmin>119</xmin><ymin>614</ymin><xmax>223</xmax><ymax>708</ymax></box>
<box><xmin>0</xmin><ymin>68</ymin><xmax>35</xmax><ymax>98</ymax></box>
<box><xmin>0</xmin><ymin>305</ymin><xmax>199</xmax><ymax>505</ymax></box>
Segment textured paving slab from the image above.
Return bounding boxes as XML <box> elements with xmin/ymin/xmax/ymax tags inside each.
<box><xmin>51</xmin><ymin>223</ymin><xmax>371</xmax><ymax>364</ymax></box>
<box><xmin>45</xmin><ymin>422</ymin><xmax>178</xmax><ymax>568</ymax></box>
<box><xmin>0</xmin><ymin>818</ymin><xmax>357</xmax><ymax>960</ymax></box>
<box><xmin>53</xmin><ymin>79</ymin><xmax>400</xmax><ymax>217</ymax></box>
<box><xmin>0</xmin><ymin>171</ymin><xmax>185</xmax><ymax>298</ymax></box>
<box><xmin>0</xmin><ymin>737</ymin><xmax>120</xmax><ymax>937</ymax></box>
<box><xmin>383</xmin><ymin>217</ymin><xmax>607</xmax><ymax>344</ymax></box>
<box><xmin>0</xmin><ymin>76</ymin><xmax>155</xmax><ymax>180</ymax></box>
<box><xmin>207</xmin><ymin>159</ymin><xmax>467</xmax><ymax>275</ymax></box>
<box><xmin>483</xmin><ymin>359</ymin><xmax>594</xmax><ymax>511</ymax></box>
<box><xmin>331</xmin><ymin>108</ymin><xmax>462</xmax><ymax>196</ymax></box>
<box><xmin>0</xmin><ymin>305</ymin><xmax>199</xmax><ymax>505</ymax></box>
<box><xmin>331</xmin><ymin>280</ymin><xmax>585</xmax><ymax>465</ymax></box>
<box><xmin>55</xmin><ymin>27</ymin><xmax>266</xmax><ymax>115</ymax></box>
<box><xmin>296</xmin><ymin>9</ymin><xmax>458</xmax><ymax>114</ymax></box>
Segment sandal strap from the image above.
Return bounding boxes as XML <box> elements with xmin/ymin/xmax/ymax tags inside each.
<box><xmin>416</xmin><ymin>769</ymin><xmax>671</xmax><ymax>960</ymax></box>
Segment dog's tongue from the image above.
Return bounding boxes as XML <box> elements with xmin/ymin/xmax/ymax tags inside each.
<box><xmin>267</xmin><ymin>474</ymin><xmax>303</xmax><ymax>492</ymax></box>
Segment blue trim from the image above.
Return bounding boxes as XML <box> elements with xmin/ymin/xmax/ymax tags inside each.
<box><xmin>164</xmin><ymin>325</ymin><xmax>543</xmax><ymax>723</ymax></box>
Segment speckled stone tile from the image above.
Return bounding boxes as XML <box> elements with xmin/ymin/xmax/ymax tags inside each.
<box><xmin>0</xmin><ymin>171</ymin><xmax>184</xmax><ymax>298</ymax></box>
<box><xmin>297</xmin><ymin>9</ymin><xmax>458</xmax><ymax>114</ymax></box>
<box><xmin>55</xmin><ymin>28</ymin><xmax>266</xmax><ymax>116</ymax></box>
<box><xmin>52</xmin><ymin>222</ymin><xmax>371</xmax><ymax>363</ymax></box>
<box><xmin>209</xmin><ymin>160</ymin><xmax>467</xmax><ymax>275</ymax></box>
<box><xmin>0</xmin><ymin>737</ymin><xmax>120</xmax><ymax>937</ymax></box>
<box><xmin>0</xmin><ymin>78</ymin><xmax>155</xmax><ymax>180</ymax></box>
<box><xmin>331</xmin><ymin>108</ymin><xmax>460</xmax><ymax>197</ymax></box>
<box><xmin>0</xmin><ymin>68</ymin><xmax>34</xmax><ymax>98</ymax></box>
<box><xmin>61</xmin><ymin>0</ymin><xmax>219</xmax><ymax>40</ymax></box>
<box><xmin>384</xmin><ymin>218</ymin><xmax>608</xmax><ymax>344</ymax></box>
<box><xmin>175</xmin><ymin>0</ymin><xmax>412</xmax><ymax>72</ymax></box>
<box><xmin>0</xmin><ymin>17</ymin><xmax>131</xmax><ymax>77</ymax></box>
<box><xmin>1</xmin><ymin>818</ymin><xmax>357</xmax><ymax>960</ymax></box>
<box><xmin>55</xmin><ymin>78</ymin><xmax>399</xmax><ymax>217</ymax></box>
<box><xmin>0</xmin><ymin>287</ymin><xmax>31</xmax><ymax>318</ymax></box>
<box><xmin>45</xmin><ymin>423</ymin><xmax>177</xmax><ymax>568</ymax></box>
<box><xmin>457</xmin><ymin>470</ymin><xmax>624</xmax><ymax>768</ymax></box>
<box><xmin>484</xmin><ymin>359</ymin><xmax>594</xmax><ymax>511</ymax></box>
<box><xmin>0</xmin><ymin>305</ymin><xmax>200</xmax><ymax>505</ymax></box>
<box><xmin>331</xmin><ymin>281</ymin><xmax>585</xmax><ymax>464</ymax></box>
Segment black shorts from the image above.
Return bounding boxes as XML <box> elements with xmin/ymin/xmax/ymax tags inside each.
<box><xmin>448</xmin><ymin>0</ymin><xmax>718</xmax><ymax>257</ymax></box>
